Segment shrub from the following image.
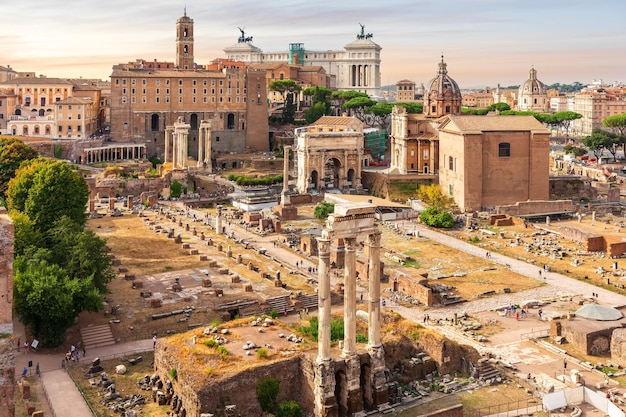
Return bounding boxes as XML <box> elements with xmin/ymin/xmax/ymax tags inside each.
<box><xmin>299</xmin><ymin>316</ymin><xmax>344</xmax><ymax>341</ymax></box>
<box><xmin>169</xmin><ymin>368</ymin><xmax>178</xmax><ymax>381</ymax></box>
<box><xmin>356</xmin><ymin>334</ymin><xmax>368</xmax><ymax>343</ymax></box>
<box><xmin>314</xmin><ymin>201</ymin><xmax>334</xmax><ymax>220</ymax></box>
<box><xmin>269</xmin><ymin>309</ymin><xmax>278</xmax><ymax>319</ymax></box>
<box><xmin>170</xmin><ymin>180</ymin><xmax>183</xmax><ymax>198</ymax></box>
<box><xmin>256</xmin><ymin>377</ymin><xmax>280</xmax><ymax>413</ymax></box>
<box><xmin>419</xmin><ymin>206</ymin><xmax>454</xmax><ymax>228</ymax></box>
<box><xmin>204</xmin><ymin>339</ymin><xmax>218</xmax><ymax>348</ymax></box>
<box><xmin>256</xmin><ymin>348</ymin><xmax>268</xmax><ymax>359</ymax></box>
<box><xmin>277</xmin><ymin>400</ymin><xmax>302</xmax><ymax>417</ymax></box>
<box><xmin>217</xmin><ymin>346</ymin><xmax>228</xmax><ymax>360</ymax></box>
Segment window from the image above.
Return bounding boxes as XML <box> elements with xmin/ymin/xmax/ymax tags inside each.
<box><xmin>77</xmin><ymin>114</ymin><xmax>81</xmax><ymax>119</ymax></box>
<box><xmin>156</xmin><ymin>79</ymin><xmax>160</xmax><ymax>85</ymax></box>
<box><xmin>178</xmin><ymin>79</ymin><xmax>183</xmax><ymax>86</ymax></box>
<box><xmin>142</xmin><ymin>79</ymin><xmax>146</xmax><ymax>85</ymax></box>
<box><xmin>131</xmin><ymin>88</ymin><xmax>135</xmax><ymax>95</ymax></box>
<box><xmin>77</xmin><ymin>125</ymin><xmax>81</xmax><ymax>132</ymax></box>
<box><xmin>448</xmin><ymin>156</ymin><xmax>454</xmax><ymax>170</ymax></box>
<box><xmin>179</xmin><ymin>88</ymin><xmax>183</xmax><ymax>95</ymax></box>
<box><xmin>131</xmin><ymin>79</ymin><xmax>136</xmax><ymax>85</ymax></box>
<box><xmin>58</xmin><ymin>126</ymin><xmax>62</xmax><ymax>132</ymax></box>
<box><xmin>499</xmin><ymin>142</ymin><xmax>511</xmax><ymax>157</ymax></box>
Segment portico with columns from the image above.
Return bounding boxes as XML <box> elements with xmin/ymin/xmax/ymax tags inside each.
<box><xmin>197</xmin><ymin>119</ymin><xmax>213</xmax><ymax>171</ymax></box>
<box><xmin>314</xmin><ymin>203</ymin><xmax>387</xmax><ymax>417</ymax></box>
<box><xmin>164</xmin><ymin>117</ymin><xmax>191</xmax><ymax>169</ymax></box>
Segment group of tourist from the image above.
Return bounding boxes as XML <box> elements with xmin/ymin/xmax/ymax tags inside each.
<box><xmin>64</xmin><ymin>343</ymin><xmax>86</xmax><ymax>366</ymax></box>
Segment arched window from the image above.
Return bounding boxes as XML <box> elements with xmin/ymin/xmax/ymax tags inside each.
<box><xmin>151</xmin><ymin>114</ymin><xmax>159</xmax><ymax>131</ymax></box>
<box><xmin>227</xmin><ymin>113</ymin><xmax>235</xmax><ymax>129</ymax></box>
<box><xmin>499</xmin><ymin>142</ymin><xmax>511</xmax><ymax>157</ymax></box>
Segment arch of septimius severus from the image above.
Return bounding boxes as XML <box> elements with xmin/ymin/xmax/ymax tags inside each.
<box><xmin>164</xmin><ymin>116</ymin><xmax>214</xmax><ymax>171</ymax></box>
<box><xmin>315</xmin><ymin>202</ymin><xmax>387</xmax><ymax>417</ymax></box>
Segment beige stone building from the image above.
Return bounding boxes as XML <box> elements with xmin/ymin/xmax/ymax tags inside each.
<box><xmin>396</xmin><ymin>79</ymin><xmax>416</xmax><ymax>102</ymax></box>
<box><xmin>295</xmin><ymin>116</ymin><xmax>363</xmax><ymax>193</ymax></box>
<box><xmin>461</xmin><ymin>91</ymin><xmax>494</xmax><ymax>109</ymax></box>
<box><xmin>55</xmin><ymin>97</ymin><xmax>98</xmax><ymax>139</ymax></box>
<box><xmin>437</xmin><ymin>114</ymin><xmax>550</xmax><ymax>212</ymax></box>
<box><xmin>423</xmin><ymin>57</ymin><xmax>462</xmax><ymax>118</ymax></box>
<box><xmin>573</xmin><ymin>86</ymin><xmax>626</xmax><ymax>136</ymax></box>
<box><xmin>109</xmin><ymin>10</ymin><xmax>269</xmax><ymax>161</ymax></box>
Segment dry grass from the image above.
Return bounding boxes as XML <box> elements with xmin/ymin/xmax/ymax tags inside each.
<box><xmin>397</xmin><ymin>381</ymin><xmax>539</xmax><ymax>417</ymax></box>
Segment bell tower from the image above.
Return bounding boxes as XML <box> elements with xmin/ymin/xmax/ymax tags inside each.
<box><xmin>176</xmin><ymin>8</ymin><xmax>194</xmax><ymax>70</ymax></box>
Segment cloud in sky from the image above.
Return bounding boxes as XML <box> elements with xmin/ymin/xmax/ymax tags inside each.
<box><xmin>3</xmin><ymin>0</ymin><xmax>624</xmax><ymax>88</ymax></box>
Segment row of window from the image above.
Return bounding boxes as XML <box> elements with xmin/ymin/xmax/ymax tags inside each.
<box><xmin>121</xmin><ymin>95</ymin><xmax>245</xmax><ymax>104</ymax></box>
<box><xmin>57</xmin><ymin>114</ymin><xmax>82</xmax><ymax>120</ymax></box>
<box><xmin>10</xmin><ymin>125</ymin><xmax>82</xmax><ymax>135</ymax></box>
<box><xmin>115</xmin><ymin>77</ymin><xmax>241</xmax><ymax>86</ymax></box>
<box><xmin>120</xmin><ymin>88</ymin><xmax>245</xmax><ymax>96</ymax></box>
<box><xmin>444</xmin><ymin>144</ymin><xmax>511</xmax><ymax>173</ymax></box>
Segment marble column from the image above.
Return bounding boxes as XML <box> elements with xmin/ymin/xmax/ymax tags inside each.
<box><xmin>366</xmin><ymin>232</ymin><xmax>381</xmax><ymax>347</ymax></box>
<box><xmin>343</xmin><ymin>237</ymin><xmax>357</xmax><ymax>356</ymax></box>
<box><xmin>281</xmin><ymin>146</ymin><xmax>291</xmax><ymax>206</ymax></box>
<box><xmin>317</xmin><ymin>234</ymin><xmax>332</xmax><ymax>361</ymax></box>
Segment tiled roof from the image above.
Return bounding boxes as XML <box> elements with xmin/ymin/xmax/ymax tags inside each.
<box><xmin>443</xmin><ymin>114</ymin><xmax>547</xmax><ymax>133</ymax></box>
<box><xmin>312</xmin><ymin>116</ymin><xmax>359</xmax><ymax>126</ymax></box>
<box><xmin>0</xmin><ymin>77</ymin><xmax>72</xmax><ymax>85</ymax></box>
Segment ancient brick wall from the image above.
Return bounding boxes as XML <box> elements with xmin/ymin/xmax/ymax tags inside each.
<box><xmin>391</xmin><ymin>269</ymin><xmax>432</xmax><ymax>305</ymax></box>
<box><xmin>611</xmin><ymin>328</ymin><xmax>626</xmax><ymax>367</ymax></box>
<box><xmin>0</xmin><ymin>209</ymin><xmax>15</xmax><ymax>417</ymax></box>
<box><xmin>496</xmin><ymin>199</ymin><xmax>573</xmax><ymax>216</ymax></box>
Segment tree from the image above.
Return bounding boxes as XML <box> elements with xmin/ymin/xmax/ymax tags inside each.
<box><xmin>582</xmin><ymin>128</ymin><xmax>619</xmax><ymax>161</ymax></box>
<box><xmin>256</xmin><ymin>377</ymin><xmax>280</xmax><ymax>413</ymax></box>
<box><xmin>343</xmin><ymin>96</ymin><xmax>376</xmax><ymax>122</ymax></box>
<box><xmin>277</xmin><ymin>400</ymin><xmax>303</xmax><ymax>417</ymax></box>
<box><xmin>314</xmin><ymin>201</ymin><xmax>335</xmax><ymax>220</ymax></box>
<box><xmin>486</xmin><ymin>102</ymin><xmax>511</xmax><ymax>112</ymax></box>
<box><xmin>603</xmin><ymin>113</ymin><xmax>626</xmax><ymax>154</ymax></box>
<box><xmin>269</xmin><ymin>80</ymin><xmax>302</xmax><ymax>123</ymax></box>
<box><xmin>304</xmin><ymin>86</ymin><xmax>332</xmax><ymax>123</ymax></box>
<box><xmin>0</xmin><ymin>137</ymin><xmax>37</xmax><ymax>199</ymax></box>
<box><xmin>419</xmin><ymin>206</ymin><xmax>454</xmax><ymax>228</ymax></box>
<box><xmin>6</xmin><ymin>159</ymin><xmax>89</xmax><ymax>233</ymax></box>
<box><xmin>417</xmin><ymin>184</ymin><xmax>452</xmax><ymax>209</ymax></box>
<box><xmin>563</xmin><ymin>146</ymin><xmax>587</xmax><ymax>157</ymax></box>
<box><xmin>170</xmin><ymin>180</ymin><xmax>183</xmax><ymax>198</ymax></box>
<box><xmin>48</xmin><ymin>216</ymin><xmax>115</xmax><ymax>293</ymax></box>
<box><xmin>13</xmin><ymin>257</ymin><xmax>102</xmax><ymax>347</ymax></box>
<box><xmin>10</xmin><ymin>211</ymin><xmax>43</xmax><ymax>257</ymax></box>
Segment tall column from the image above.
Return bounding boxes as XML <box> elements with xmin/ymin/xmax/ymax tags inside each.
<box><xmin>215</xmin><ymin>205</ymin><xmax>222</xmax><ymax>235</ymax></box>
<box><xmin>281</xmin><ymin>146</ymin><xmax>291</xmax><ymax>206</ymax></box>
<box><xmin>317</xmin><ymin>234</ymin><xmax>332</xmax><ymax>361</ymax></box>
<box><xmin>197</xmin><ymin>127</ymin><xmax>204</xmax><ymax>168</ymax></box>
<box><xmin>314</xmin><ymin>233</ymin><xmax>337</xmax><ymax>417</ymax></box>
<box><xmin>366</xmin><ymin>231</ymin><xmax>387</xmax><ymax>408</ymax></box>
<box><xmin>343</xmin><ymin>236</ymin><xmax>357</xmax><ymax>356</ymax></box>
<box><xmin>367</xmin><ymin>232</ymin><xmax>381</xmax><ymax>347</ymax></box>
<box><xmin>164</xmin><ymin>131</ymin><xmax>170</xmax><ymax>163</ymax></box>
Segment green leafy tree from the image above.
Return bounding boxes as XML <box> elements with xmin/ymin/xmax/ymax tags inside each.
<box><xmin>0</xmin><ymin>137</ymin><xmax>37</xmax><ymax>199</ymax></box>
<box><xmin>269</xmin><ymin>80</ymin><xmax>302</xmax><ymax>124</ymax></box>
<box><xmin>563</xmin><ymin>146</ymin><xmax>587</xmax><ymax>157</ymax></box>
<box><xmin>486</xmin><ymin>102</ymin><xmax>511</xmax><ymax>112</ymax></box>
<box><xmin>603</xmin><ymin>113</ymin><xmax>626</xmax><ymax>154</ymax></box>
<box><xmin>305</xmin><ymin>102</ymin><xmax>328</xmax><ymax>124</ymax></box>
<box><xmin>277</xmin><ymin>400</ymin><xmax>303</xmax><ymax>417</ymax></box>
<box><xmin>6</xmin><ymin>159</ymin><xmax>88</xmax><ymax>233</ymax></box>
<box><xmin>170</xmin><ymin>180</ymin><xmax>183</xmax><ymax>198</ymax></box>
<box><xmin>256</xmin><ymin>377</ymin><xmax>280</xmax><ymax>413</ymax></box>
<box><xmin>553</xmin><ymin>111</ymin><xmax>582</xmax><ymax>137</ymax></box>
<box><xmin>343</xmin><ymin>96</ymin><xmax>376</xmax><ymax>122</ymax></box>
<box><xmin>48</xmin><ymin>216</ymin><xmax>115</xmax><ymax>293</ymax></box>
<box><xmin>582</xmin><ymin>128</ymin><xmax>619</xmax><ymax>161</ymax></box>
<box><xmin>419</xmin><ymin>206</ymin><xmax>454</xmax><ymax>228</ymax></box>
<box><xmin>13</xmin><ymin>257</ymin><xmax>102</xmax><ymax>346</ymax></box>
<box><xmin>10</xmin><ymin>211</ymin><xmax>43</xmax><ymax>257</ymax></box>
<box><xmin>314</xmin><ymin>201</ymin><xmax>335</xmax><ymax>220</ymax></box>
<box><xmin>397</xmin><ymin>102</ymin><xmax>423</xmax><ymax>114</ymax></box>
<box><xmin>304</xmin><ymin>86</ymin><xmax>332</xmax><ymax>123</ymax></box>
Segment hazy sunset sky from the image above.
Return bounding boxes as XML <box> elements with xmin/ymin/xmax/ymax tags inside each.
<box><xmin>3</xmin><ymin>0</ymin><xmax>624</xmax><ymax>89</ymax></box>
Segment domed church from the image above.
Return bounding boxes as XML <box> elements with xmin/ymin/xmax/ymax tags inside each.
<box><xmin>423</xmin><ymin>56</ymin><xmax>462</xmax><ymax>118</ymax></box>
<box><xmin>517</xmin><ymin>67</ymin><xmax>549</xmax><ymax>112</ymax></box>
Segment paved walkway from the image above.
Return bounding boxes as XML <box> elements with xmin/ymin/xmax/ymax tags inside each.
<box><xmin>14</xmin><ymin>335</ymin><xmax>152</xmax><ymax>417</ymax></box>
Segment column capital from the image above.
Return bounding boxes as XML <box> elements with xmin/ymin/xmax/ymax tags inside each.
<box><xmin>366</xmin><ymin>232</ymin><xmax>381</xmax><ymax>247</ymax></box>
<box><xmin>344</xmin><ymin>236</ymin><xmax>357</xmax><ymax>251</ymax></box>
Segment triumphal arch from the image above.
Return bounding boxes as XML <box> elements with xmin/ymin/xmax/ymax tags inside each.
<box><xmin>315</xmin><ymin>203</ymin><xmax>387</xmax><ymax>417</ymax></box>
<box><xmin>295</xmin><ymin>116</ymin><xmax>363</xmax><ymax>194</ymax></box>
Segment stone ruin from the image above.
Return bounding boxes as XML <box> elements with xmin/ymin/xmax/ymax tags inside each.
<box><xmin>88</xmin><ymin>371</ymin><xmax>146</xmax><ymax>415</ymax></box>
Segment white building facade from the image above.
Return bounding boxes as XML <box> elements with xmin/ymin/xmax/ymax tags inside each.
<box><xmin>224</xmin><ymin>26</ymin><xmax>382</xmax><ymax>97</ymax></box>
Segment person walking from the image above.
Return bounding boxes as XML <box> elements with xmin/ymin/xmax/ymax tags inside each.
<box><xmin>153</xmin><ymin>334</ymin><xmax>157</xmax><ymax>348</ymax></box>
<box><xmin>564</xmin><ymin>357</ymin><xmax>568</xmax><ymax>370</ymax></box>
<box><xmin>17</xmin><ymin>338</ymin><xmax>21</xmax><ymax>352</ymax></box>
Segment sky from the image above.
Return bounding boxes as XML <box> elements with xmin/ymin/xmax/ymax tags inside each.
<box><xmin>2</xmin><ymin>0</ymin><xmax>625</xmax><ymax>89</ymax></box>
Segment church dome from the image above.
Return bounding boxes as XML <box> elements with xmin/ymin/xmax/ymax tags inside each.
<box><xmin>423</xmin><ymin>56</ymin><xmax>462</xmax><ymax>117</ymax></box>
<box><xmin>519</xmin><ymin>67</ymin><xmax>546</xmax><ymax>96</ymax></box>
<box><xmin>425</xmin><ymin>56</ymin><xmax>461</xmax><ymax>97</ymax></box>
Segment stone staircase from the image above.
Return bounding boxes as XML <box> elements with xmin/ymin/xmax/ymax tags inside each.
<box><xmin>264</xmin><ymin>295</ymin><xmax>294</xmax><ymax>315</ymax></box>
<box><xmin>298</xmin><ymin>293</ymin><xmax>319</xmax><ymax>311</ymax></box>
<box><xmin>476</xmin><ymin>358</ymin><xmax>500</xmax><ymax>382</ymax></box>
<box><xmin>80</xmin><ymin>324</ymin><xmax>116</xmax><ymax>349</ymax></box>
